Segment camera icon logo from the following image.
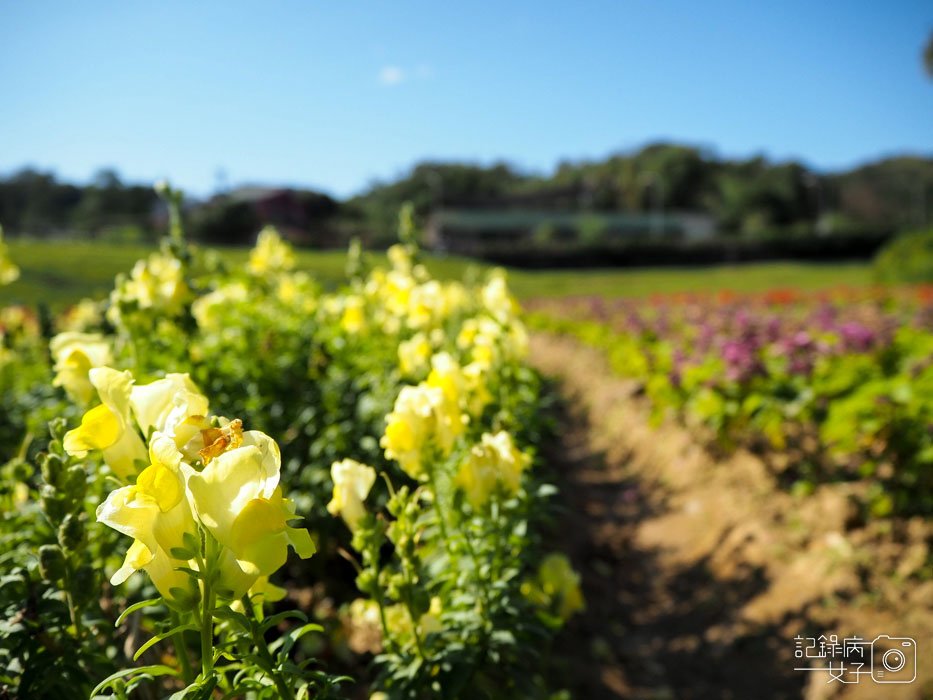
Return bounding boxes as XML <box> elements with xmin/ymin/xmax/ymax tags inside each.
<box><xmin>871</xmin><ymin>635</ymin><xmax>917</xmax><ymax>684</ymax></box>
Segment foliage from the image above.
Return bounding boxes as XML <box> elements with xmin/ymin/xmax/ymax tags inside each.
<box><xmin>3</xmin><ymin>149</ymin><xmax>931</xmax><ymax>248</ymax></box>
<box><xmin>529</xmin><ymin>286</ymin><xmax>933</xmax><ymax>517</ymax></box>
<box><xmin>0</xmin><ymin>196</ymin><xmax>581</xmax><ymax>698</ymax></box>
<box><xmin>874</xmin><ymin>228</ymin><xmax>933</xmax><ymax>284</ymax></box>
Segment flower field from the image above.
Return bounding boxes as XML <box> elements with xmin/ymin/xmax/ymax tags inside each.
<box><xmin>528</xmin><ymin>287</ymin><xmax>933</xmax><ymax>519</ymax></box>
<box><xmin>0</xmin><ymin>203</ymin><xmax>582</xmax><ymax>699</ymax></box>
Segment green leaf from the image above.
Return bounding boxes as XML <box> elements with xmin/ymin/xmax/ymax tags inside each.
<box><xmin>133</xmin><ymin>623</ymin><xmax>199</xmax><ymax>661</ymax></box>
<box><xmin>90</xmin><ymin>664</ymin><xmax>179</xmax><ymax>697</ymax></box>
<box><xmin>212</xmin><ymin>607</ymin><xmax>252</xmax><ymax>632</ymax></box>
<box><xmin>268</xmin><ymin>623</ymin><xmax>323</xmax><ymax>655</ymax></box>
<box><xmin>259</xmin><ymin>609</ymin><xmax>308</xmax><ymax>635</ymax></box>
<box><xmin>114</xmin><ymin>597</ymin><xmax>162</xmax><ymax>628</ymax></box>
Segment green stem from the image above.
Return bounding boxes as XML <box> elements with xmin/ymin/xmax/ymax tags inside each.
<box><xmin>242</xmin><ymin>595</ymin><xmax>295</xmax><ymax>700</ymax></box>
<box><xmin>367</xmin><ymin>545</ymin><xmax>395</xmax><ymax>653</ymax></box>
<box><xmin>425</xmin><ymin>462</ymin><xmax>453</xmax><ymax>555</ymax></box>
<box><xmin>63</xmin><ymin>563</ymin><xmax>84</xmax><ymax>642</ymax></box>
<box><xmin>198</xmin><ymin>536</ymin><xmax>216</xmax><ymax>680</ymax></box>
<box><xmin>406</xmin><ymin>601</ymin><xmax>427</xmax><ymax>662</ymax></box>
<box><xmin>170</xmin><ymin>610</ymin><xmax>195</xmax><ymax>685</ymax></box>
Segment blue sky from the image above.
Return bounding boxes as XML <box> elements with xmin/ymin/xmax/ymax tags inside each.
<box><xmin>1</xmin><ymin>1</ymin><xmax>931</xmax><ymax>198</ymax></box>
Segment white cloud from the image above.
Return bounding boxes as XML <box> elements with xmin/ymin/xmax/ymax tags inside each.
<box><xmin>378</xmin><ymin>65</ymin><xmax>405</xmax><ymax>86</ymax></box>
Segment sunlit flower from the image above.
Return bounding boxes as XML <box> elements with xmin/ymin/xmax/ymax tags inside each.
<box><xmin>119</xmin><ymin>252</ymin><xmax>190</xmax><ymax>315</ymax></box>
<box><xmin>481</xmin><ymin>270</ymin><xmax>519</xmax><ymax>322</ymax></box>
<box><xmin>248</xmin><ymin>227</ymin><xmax>296</xmax><ymax>277</ymax></box>
<box><xmin>98</xmin><ymin>433</ymin><xmax>199</xmax><ymax>601</ymax></box>
<box><xmin>185</xmin><ymin>430</ymin><xmax>315</xmax><ymax>595</ymax></box>
<box><xmin>381</xmin><ymin>385</ymin><xmax>438</xmax><ymax>479</ymax></box>
<box><xmin>398</xmin><ymin>333</ymin><xmax>432</xmax><ymax>377</ymax></box>
<box><xmin>455</xmin><ymin>431</ymin><xmax>530</xmax><ymax>508</ymax></box>
<box><xmin>327</xmin><ymin>459</ymin><xmax>377</xmax><ymax>531</ymax></box>
<box><xmin>341</xmin><ymin>295</ymin><xmax>366</xmax><ymax>334</ymax></box>
<box><xmin>129</xmin><ymin>372</ymin><xmax>209</xmax><ymax>442</ymax></box>
<box><xmin>50</xmin><ymin>332</ymin><xmax>113</xmax><ymax>405</ymax></box>
<box><xmin>58</xmin><ymin>298</ymin><xmax>104</xmax><ymax>332</ymax></box>
<box><xmin>63</xmin><ymin>367</ymin><xmax>148</xmax><ymax>480</ymax></box>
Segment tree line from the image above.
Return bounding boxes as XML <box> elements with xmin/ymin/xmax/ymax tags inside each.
<box><xmin>1</xmin><ymin>144</ymin><xmax>931</xmax><ymax>247</ymax></box>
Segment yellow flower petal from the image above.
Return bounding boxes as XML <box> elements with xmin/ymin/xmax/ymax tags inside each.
<box><xmin>63</xmin><ymin>403</ymin><xmax>121</xmax><ymax>455</ymax></box>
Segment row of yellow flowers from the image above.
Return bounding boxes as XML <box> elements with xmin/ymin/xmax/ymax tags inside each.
<box><xmin>8</xmin><ymin>214</ymin><xmax>583</xmax><ymax>697</ymax></box>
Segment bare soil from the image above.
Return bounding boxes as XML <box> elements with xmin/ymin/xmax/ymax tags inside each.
<box><xmin>532</xmin><ymin>333</ymin><xmax>933</xmax><ymax>700</ymax></box>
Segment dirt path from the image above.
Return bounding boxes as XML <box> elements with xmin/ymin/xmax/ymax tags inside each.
<box><xmin>532</xmin><ymin>333</ymin><xmax>933</xmax><ymax>700</ymax></box>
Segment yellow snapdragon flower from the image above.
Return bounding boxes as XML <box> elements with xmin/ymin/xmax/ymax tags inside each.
<box><xmin>341</xmin><ymin>295</ymin><xmax>366</xmax><ymax>334</ymax></box>
<box><xmin>425</xmin><ymin>353</ymin><xmax>468</xmax><ymax>451</ymax></box>
<box><xmin>327</xmin><ymin>459</ymin><xmax>376</xmax><ymax>531</ymax></box>
<box><xmin>98</xmin><ymin>433</ymin><xmax>198</xmax><ymax>601</ymax></box>
<box><xmin>397</xmin><ymin>333</ymin><xmax>432</xmax><ymax>377</ymax></box>
<box><xmin>381</xmin><ymin>385</ymin><xmax>439</xmax><ymax>479</ymax></box>
<box><xmin>63</xmin><ymin>367</ymin><xmax>148</xmax><ymax>480</ymax></box>
<box><xmin>119</xmin><ymin>252</ymin><xmax>190</xmax><ymax>315</ymax></box>
<box><xmin>58</xmin><ymin>298</ymin><xmax>104</xmax><ymax>332</ymax></box>
<box><xmin>381</xmin><ymin>373</ymin><xmax>465</xmax><ymax>479</ymax></box>
<box><xmin>185</xmin><ymin>430</ymin><xmax>315</xmax><ymax>590</ymax></box>
<box><xmin>455</xmin><ymin>431</ymin><xmax>530</xmax><ymax>508</ymax></box>
<box><xmin>129</xmin><ymin>372</ymin><xmax>209</xmax><ymax>440</ymax></box>
<box><xmin>50</xmin><ymin>332</ymin><xmax>113</xmax><ymax>405</ymax></box>
<box><xmin>248</xmin><ymin>227</ymin><xmax>296</xmax><ymax>276</ymax></box>
<box><xmin>63</xmin><ymin>369</ymin><xmax>210</xmax><ymax>480</ymax></box>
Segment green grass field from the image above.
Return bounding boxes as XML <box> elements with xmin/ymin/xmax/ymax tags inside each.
<box><xmin>0</xmin><ymin>238</ymin><xmax>875</xmax><ymax>310</ymax></box>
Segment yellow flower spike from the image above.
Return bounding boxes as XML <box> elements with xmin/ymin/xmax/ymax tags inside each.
<box><xmin>327</xmin><ymin>459</ymin><xmax>376</xmax><ymax>530</ymax></box>
<box><xmin>191</xmin><ymin>281</ymin><xmax>249</xmax><ymax>330</ymax></box>
<box><xmin>455</xmin><ymin>431</ymin><xmax>530</xmax><ymax>508</ymax></box>
<box><xmin>341</xmin><ymin>295</ymin><xmax>366</xmax><ymax>334</ymax></box>
<box><xmin>248</xmin><ymin>227</ymin><xmax>296</xmax><ymax>276</ymax></box>
<box><xmin>114</xmin><ymin>252</ymin><xmax>189</xmax><ymax>317</ymax></box>
<box><xmin>50</xmin><ymin>332</ymin><xmax>113</xmax><ymax>405</ymax></box>
<box><xmin>481</xmin><ymin>270</ymin><xmax>519</xmax><ymax>322</ymax></box>
<box><xmin>380</xmin><ymin>385</ymin><xmax>436</xmax><ymax>479</ymax></box>
<box><xmin>63</xmin><ymin>367</ymin><xmax>147</xmax><ymax>480</ymax></box>
<box><xmin>398</xmin><ymin>333</ymin><xmax>432</xmax><ymax>377</ymax></box>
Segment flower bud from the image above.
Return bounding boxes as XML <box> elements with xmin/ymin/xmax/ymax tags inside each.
<box><xmin>58</xmin><ymin>514</ymin><xmax>86</xmax><ymax>551</ymax></box>
<box><xmin>355</xmin><ymin>570</ymin><xmax>377</xmax><ymax>596</ymax></box>
<box><xmin>38</xmin><ymin>544</ymin><xmax>67</xmax><ymax>582</ymax></box>
<box><xmin>63</xmin><ymin>466</ymin><xmax>87</xmax><ymax>502</ymax></box>
<box><xmin>11</xmin><ymin>459</ymin><xmax>31</xmax><ymax>483</ymax></box>
<box><xmin>48</xmin><ymin>417</ymin><xmax>68</xmax><ymax>442</ymax></box>
<box><xmin>40</xmin><ymin>453</ymin><xmax>65</xmax><ymax>488</ymax></box>
<box><xmin>39</xmin><ymin>485</ymin><xmax>66</xmax><ymax>521</ymax></box>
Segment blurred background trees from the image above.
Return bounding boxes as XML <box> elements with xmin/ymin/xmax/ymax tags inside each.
<box><xmin>1</xmin><ymin>145</ymin><xmax>930</xmax><ymax>251</ymax></box>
